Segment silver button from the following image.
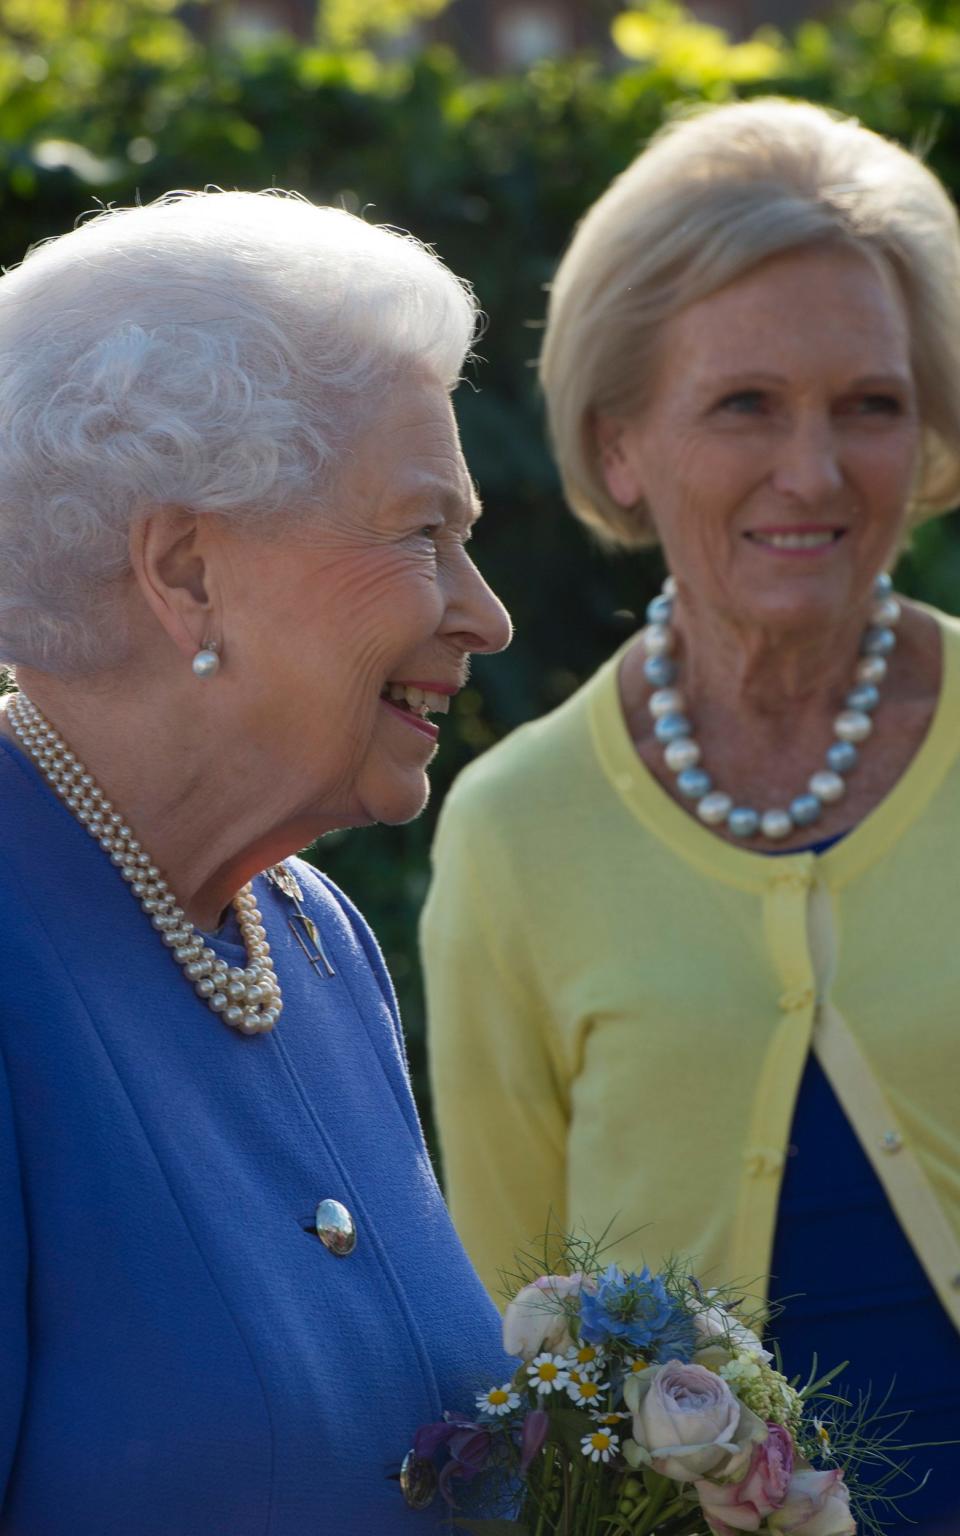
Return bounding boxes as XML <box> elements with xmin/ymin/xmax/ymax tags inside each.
<box><xmin>400</xmin><ymin>1450</ymin><xmax>437</xmax><ymax>1509</ymax></box>
<box><xmin>314</xmin><ymin>1198</ymin><xmax>356</xmax><ymax>1256</ymax></box>
<box><xmin>880</xmin><ymin>1130</ymin><xmax>903</xmax><ymax>1154</ymax></box>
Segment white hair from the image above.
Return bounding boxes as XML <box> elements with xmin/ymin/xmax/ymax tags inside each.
<box><xmin>0</xmin><ymin>189</ymin><xmax>478</xmax><ymax>674</ymax></box>
<box><xmin>540</xmin><ymin>98</ymin><xmax>960</xmax><ymax>546</ymax></box>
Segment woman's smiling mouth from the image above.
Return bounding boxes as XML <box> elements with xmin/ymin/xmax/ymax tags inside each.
<box><xmin>381</xmin><ymin>682</ymin><xmax>452</xmax><ymax>716</ymax></box>
<box><xmin>743</xmin><ymin>526</ymin><xmax>846</xmax><ymax>553</ymax></box>
<box><xmin>379</xmin><ymin>681</ymin><xmax>454</xmax><ymax>740</ymax></box>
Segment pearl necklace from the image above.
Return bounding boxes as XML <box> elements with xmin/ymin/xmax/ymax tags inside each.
<box><xmin>6</xmin><ymin>691</ymin><xmax>282</xmax><ymax>1033</ymax></box>
<box><xmin>643</xmin><ymin>573</ymin><xmax>901</xmax><ymax>841</ymax></box>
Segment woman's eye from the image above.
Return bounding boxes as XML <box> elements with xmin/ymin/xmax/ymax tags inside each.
<box><xmin>716</xmin><ymin>390</ymin><xmax>766</xmax><ymax>415</ymax></box>
<box><xmin>856</xmin><ymin>394</ymin><xmax>902</xmax><ymax>416</ymax></box>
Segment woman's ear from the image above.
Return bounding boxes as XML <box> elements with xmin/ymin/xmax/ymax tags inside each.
<box><xmin>128</xmin><ymin>509</ymin><xmax>217</xmax><ymax>659</ymax></box>
<box><xmin>594</xmin><ymin>415</ymin><xmax>645</xmax><ymax>508</ymax></box>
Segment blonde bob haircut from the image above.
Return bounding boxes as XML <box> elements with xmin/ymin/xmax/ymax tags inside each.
<box><xmin>539</xmin><ymin>97</ymin><xmax>960</xmax><ymax>548</ymax></box>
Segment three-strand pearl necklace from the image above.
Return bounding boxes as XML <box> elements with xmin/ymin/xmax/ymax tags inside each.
<box><xmin>7</xmin><ymin>691</ymin><xmax>282</xmax><ymax>1033</ymax></box>
<box><xmin>644</xmin><ymin>572</ymin><xmax>900</xmax><ymax>841</ymax></box>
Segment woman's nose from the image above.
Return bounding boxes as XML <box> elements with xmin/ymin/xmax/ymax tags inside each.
<box><xmin>771</xmin><ymin>418</ymin><xmax>844</xmax><ymax>504</ymax></box>
<box><xmin>450</xmin><ymin>556</ymin><xmax>513</xmax><ymax>656</ymax></box>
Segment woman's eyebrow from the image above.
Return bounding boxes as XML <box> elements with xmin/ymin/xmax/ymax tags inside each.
<box><xmin>394</xmin><ymin>475</ymin><xmax>482</xmax><ymax>525</ymax></box>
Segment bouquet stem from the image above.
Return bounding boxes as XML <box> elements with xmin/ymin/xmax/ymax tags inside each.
<box><xmin>531</xmin><ymin>1444</ymin><xmax>556</xmax><ymax>1536</ymax></box>
<box><xmin>633</xmin><ymin>1476</ymin><xmax>677</xmax><ymax>1535</ymax></box>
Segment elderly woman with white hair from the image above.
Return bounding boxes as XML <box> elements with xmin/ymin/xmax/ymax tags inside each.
<box><xmin>0</xmin><ymin>190</ymin><xmax>512</xmax><ymax>1533</ymax></box>
<box><xmin>423</xmin><ymin>101</ymin><xmax>960</xmax><ymax>1530</ymax></box>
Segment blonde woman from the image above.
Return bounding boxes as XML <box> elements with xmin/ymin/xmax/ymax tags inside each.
<box><xmin>423</xmin><ymin>101</ymin><xmax>960</xmax><ymax>1532</ymax></box>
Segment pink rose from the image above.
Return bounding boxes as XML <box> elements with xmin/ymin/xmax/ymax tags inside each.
<box><xmin>502</xmin><ymin>1273</ymin><xmax>595</xmax><ymax>1361</ymax></box>
<box><xmin>696</xmin><ymin>1424</ymin><xmax>794</xmax><ymax>1533</ymax></box>
<box><xmin>768</xmin><ymin>1468</ymin><xmax>855</xmax><ymax>1535</ymax></box>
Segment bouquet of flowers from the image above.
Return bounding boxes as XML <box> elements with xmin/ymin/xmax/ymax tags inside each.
<box><xmin>399</xmin><ymin>1235</ymin><xmax>922</xmax><ymax>1535</ymax></box>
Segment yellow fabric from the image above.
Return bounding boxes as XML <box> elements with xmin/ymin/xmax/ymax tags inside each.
<box><xmin>422</xmin><ymin>606</ymin><xmax>960</xmax><ymax>1327</ymax></box>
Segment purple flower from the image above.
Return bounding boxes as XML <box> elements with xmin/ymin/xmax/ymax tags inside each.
<box><xmin>413</xmin><ymin>1416</ymin><xmax>474</xmax><ymax>1460</ymax></box>
<box><xmin>411</xmin><ymin>1414</ymin><xmax>493</xmax><ymax>1505</ymax></box>
<box><xmin>520</xmin><ymin>1409</ymin><xmax>550</xmax><ymax>1472</ymax></box>
<box><xmin>446</xmin><ymin>1425</ymin><xmax>494</xmax><ymax>1478</ymax></box>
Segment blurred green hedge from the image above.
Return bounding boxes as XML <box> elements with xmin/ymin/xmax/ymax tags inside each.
<box><xmin>3</xmin><ymin>0</ymin><xmax>960</xmax><ymax>1153</ymax></box>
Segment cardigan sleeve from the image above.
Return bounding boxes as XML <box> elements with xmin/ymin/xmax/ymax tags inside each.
<box><xmin>0</xmin><ymin>1044</ymin><xmax>28</xmax><ymax>1502</ymax></box>
<box><xmin>420</xmin><ymin>784</ymin><xmax>569</xmax><ymax>1304</ymax></box>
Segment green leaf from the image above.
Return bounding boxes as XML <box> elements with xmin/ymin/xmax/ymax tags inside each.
<box><xmin>545</xmin><ymin>1406</ymin><xmax>595</xmax><ymax>1460</ymax></box>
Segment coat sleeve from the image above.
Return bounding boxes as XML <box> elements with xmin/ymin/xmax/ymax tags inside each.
<box><xmin>0</xmin><ymin>1044</ymin><xmax>28</xmax><ymax>1502</ymax></box>
<box><xmin>420</xmin><ymin>786</ymin><xmax>569</xmax><ymax>1304</ymax></box>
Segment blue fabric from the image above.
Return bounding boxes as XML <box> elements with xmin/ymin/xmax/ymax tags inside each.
<box><xmin>0</xmin><ymin>739</ymin><xmax>511</xmax><ymax>1534</ymax></box>
<box><xmin>766</xmin><ymin>837</ymin><xmax>960</xmax><ymax>1533</ymax></box>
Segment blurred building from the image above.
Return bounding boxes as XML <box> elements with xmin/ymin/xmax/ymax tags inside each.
<box><xmin>428</xmin><ymin>0</ymin><xmax>828</xmax><ymax>65</ymax></box>
<box><xmin>429</xmin><ymin>1</ymin><xmax>608</xmax><ymax>70</ymax></box>
<box><xmin>206</xmin><ymin>0</ymin><xmax>827</xmax><ymax>57</ymax></box>
<box><xmin>192</xmin><ymin>0</ymin><xmax>314</xmax><ymax>44</ymax></box>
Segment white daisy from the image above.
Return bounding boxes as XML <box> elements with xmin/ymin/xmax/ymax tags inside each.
<box><xmin>624</xmin><ymin>1354</ymin><xmax>652</xmax><ymax>1376</ymax></box>
<box><xmin>526</xmin><ymin>1352</ymin><xmax>570</xmax><ymax>1395</ymax></box>
<box><xmin>814</xmin><ymin>1416</ymin><xmax>835</xmax><ymax>1461</ymax></box>
<box><xmin>589</xmin><ymin>1410</ymin><xmax>629</xmax><ymax>1426</ymax></box>
<box><xmin>566</xmin><ymin>1372</ymin><xmax>608</xmax><ymax>1407</ymax></box>
<box><xmin>475</xmin><ymin>1383</ymin><xmax>521</xmax><ymax>1417</ymax></box>
<box><xmin>565</xmin><ymin>1341</ymin><xmax>604</xmax><ymax>1374</ymax></box>
<box><xmin>581</xmin><ymin>1428</ymin><xmax>619</xmax><ymax>1464</ymax></box>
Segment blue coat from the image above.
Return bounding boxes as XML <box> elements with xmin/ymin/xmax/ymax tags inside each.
<box><xmin>0</xmin><ymin>739</ymin><xmax>510</xmax><ymax>1533</ymax></box>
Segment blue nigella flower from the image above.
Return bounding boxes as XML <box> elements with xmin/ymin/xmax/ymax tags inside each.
<box><xmin>579</xmin><ymin>1265</ymin><xmax>696</xmax><ymax>1362</ymax></box>
<box><xmin>647</xmin><ymin>1306</ymin><xmax>698</xmax><ymax>1364</ymax></box>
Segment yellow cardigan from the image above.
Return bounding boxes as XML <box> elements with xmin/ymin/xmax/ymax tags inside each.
<box><xmin>422</xmin><ymin>606</ymin><xmax>960</xmax><ymax>1331</ymax></box>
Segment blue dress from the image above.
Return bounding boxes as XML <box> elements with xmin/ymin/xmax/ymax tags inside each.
<box><xmin>0</xmin><ymin>738</ymin><xmax>511</xmax><ymax>1534</ymax></box>
<box><xmin>767</xmin><ymin>838</ymin><xmax>960</xmax><ymax>1534</ymax></box>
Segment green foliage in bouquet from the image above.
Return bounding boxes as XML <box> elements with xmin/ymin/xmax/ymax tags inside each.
<box><xmin>2</xmin><ymin>0</ymin><xmax>960</xmax><ymax>1146</ymax></box>
<box><xmin>402</xmin><ymin>1232</ymin><xmax>933</xmax><ymax>1535</ymax></box>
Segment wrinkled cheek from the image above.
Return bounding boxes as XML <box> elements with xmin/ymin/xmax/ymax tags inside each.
<box><xmin>320</xmin><ymin>731</ymin><xmax>374</xmax><ymax>802</ymax></box>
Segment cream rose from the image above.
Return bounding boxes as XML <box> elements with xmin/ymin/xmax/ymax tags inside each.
<box><xmin>624</xmin><ymin>1361</ymin><xmax>767</xmax><ymax>1482</ymax></box>
<box><xmin>502</xmin><ymin>1273</ymin><xmax>593</xmax><ymax>1361</ymax></box>
<box><xmin>692</xmin><ymin>1294</ymin><xmax>773</xmax><ymax>1364</ymax></box>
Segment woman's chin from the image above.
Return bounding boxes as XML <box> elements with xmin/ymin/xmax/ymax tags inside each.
<box><xmin>358</xmin><ymin>772</ymin><xmax>433</xmax><ymax>829</ymax></box>
<box><xmin>740</xmin><ymin>598</ymin><xmax>848</xmax><ymax>635</ymax></box>
<box><xmin>727</xmin><ymin>571</ymin><xmax>867</xmax><ymax>636</ymax></box>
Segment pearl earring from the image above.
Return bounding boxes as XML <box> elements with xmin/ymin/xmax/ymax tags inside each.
<box><xmin>192</xmin><ymin>642</ymin><xmax>220</xmax><ymax>679</ymax></box>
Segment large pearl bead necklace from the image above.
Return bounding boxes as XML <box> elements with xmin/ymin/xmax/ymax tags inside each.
<box><xmin>7</xmin><ymin>691</ymin><xmax>282</xmax><ymax>1033</ymax></box>
<box><xmin>643</xmin><ymin>573</ymin><xmax>900</xmax><ymax>842</ymax></box>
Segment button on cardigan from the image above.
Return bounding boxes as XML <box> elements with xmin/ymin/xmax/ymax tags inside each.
<box><xmin>422</xmin><ymin>606</ymin><xmax>960</xmax><ymax>1341</ymax></box>
<box><xmin>0</xmin><ymin>740</ymin><xmax>511</xmax><ymax>1534</ymax></box>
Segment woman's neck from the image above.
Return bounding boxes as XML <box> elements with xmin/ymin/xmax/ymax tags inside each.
<box><xmin>674</xmin><ymin>599</ymin><xmax>871</xmax><ymax>727</ymax></box>
<box><xmin>620</xmin><ymin>596</ymin><xmax>942</xmax><ymax>847</ymax></box>
<box><xmin>1</xmin><ymin>666</ymin><xmax>327</xmax><ymax>931</ymax></box>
